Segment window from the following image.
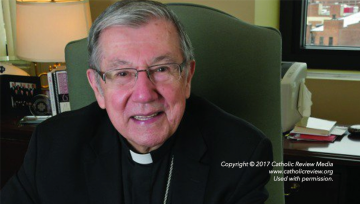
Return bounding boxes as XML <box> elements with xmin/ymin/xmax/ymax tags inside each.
<box><xmin>311</xmin><ymin>34</ymin><xmax>315</xmax><ymax>44</ymax></box>
<box><xmin>0</xmin><ymin>1</ymin><xmax>9</xmax><ymax>60</ymax></box>
<box><xmin>329</xmin><ymin>37</ymin><xmax>333</xmax><ymax>46</ymax></box>
<box><xmin>0</xmin><ymin>0</ymin><xmax>17</xmax><ymax>61</ymax></box>
<box><xmin>280</xmin><ymin>0</ymin><xmax>360</xmax><ymax>70</ymax></box>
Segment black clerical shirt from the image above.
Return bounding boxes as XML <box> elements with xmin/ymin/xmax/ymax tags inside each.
<box><xmin>119</xmin><ymin>134</ymin><xmax>177</xmax><ymax>204</ymax></box>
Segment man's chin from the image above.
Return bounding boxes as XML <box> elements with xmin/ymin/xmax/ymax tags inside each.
<box><xmin>125</xmin><ymin>134</ymin><xmax>168</xmax><ymax>153</ymax></box>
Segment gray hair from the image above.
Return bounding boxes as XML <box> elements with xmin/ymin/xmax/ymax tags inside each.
<box><xmin>88</xmin><ymin>0</ymin><xmax>194</xmax><ymax>73</ymax></box>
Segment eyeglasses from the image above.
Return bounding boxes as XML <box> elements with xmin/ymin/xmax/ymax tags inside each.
<box><xmin>92</xmin><ymin>60</ymin><xmax>187</xmax><ymax>87</ymax></box>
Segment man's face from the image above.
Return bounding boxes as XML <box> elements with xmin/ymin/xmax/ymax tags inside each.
<box><xmin>87</xmin><ymin>19</ymin><xmax>195</xmax><ymax>153</ymax></box>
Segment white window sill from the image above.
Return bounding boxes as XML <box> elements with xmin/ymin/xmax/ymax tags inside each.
<box><xmin>306</xmin><ymin>70</ymin><xmax>360</xmax><ymax>81</ymax></box>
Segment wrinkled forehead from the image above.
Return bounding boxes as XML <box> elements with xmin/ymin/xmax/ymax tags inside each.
<box><xmin>98</xmin><ymin>19</ymin><xmax>183</xmax><ymax>64</ymax></box>
<box><xmin>100</xmin><ymin>16</ymin><xmax>181</xmax><ymax>44</ymax></box>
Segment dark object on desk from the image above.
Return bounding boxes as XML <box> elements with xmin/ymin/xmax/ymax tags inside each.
<box><xmin>348</xmin><ymin>125</ymin><xmax>360</xmax><ymax>136</ymax></box>
<box><xmin>0</xmin><ymin>65</ymin><xmax>5</xmax><ymax>73</ymax></box>
<box><xmin>30</xmin><ymin>94</ymin><xmax>52</xmax><ymax>116</ymax></box>
<box><xmin>0</xmin><ymin>75</ymin><xmax>41</xmax><ymax>116</ymax></box>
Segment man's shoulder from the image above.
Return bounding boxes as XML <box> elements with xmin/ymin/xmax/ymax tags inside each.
<box><xmin>36</xmin><ymin>102</ymin><xmax>106</xmax><ymax>138</ymax></box>
<box><xmin>186</xmin><ymin>95</ymin><xmax>268</xmax><ymax>149</ymax></box>
<box><xmin>40</xmin><ymin>102</ymin><xmax>104</xmax><ymax>125</ymax></box>
<box><xmin>187</xmin><ymin>95</ymin><xmax>266</xmax><ymax>136</ymax></box>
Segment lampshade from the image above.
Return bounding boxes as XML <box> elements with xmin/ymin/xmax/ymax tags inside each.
<box><xmin>16</xmin><ymin>0</ymin><xmax>92</xmax><ymax>62</ymax></box>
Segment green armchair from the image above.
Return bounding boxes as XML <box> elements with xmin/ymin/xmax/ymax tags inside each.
<box><xmin>65</xmin><ymin>3</ymin><xmax>283</xmax><ymax>204</ymax></box>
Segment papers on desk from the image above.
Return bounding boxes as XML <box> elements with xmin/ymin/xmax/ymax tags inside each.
<box><xmin>330</xmin><ymin>126</ymin><xmax>348</xmax><ymax>135</ymax></box>
<box><xmin>298</xmin><ymin>82</ymin><xmax>312</xmax><ymax>118</ymax></box>
<box><xmin>292</xmin><ymin>117</ymin><xmax>336</xmax><ymax>136</ymax></box>
<box><xmin>286</xmin><ymin>117</ymin><xmax>348</xmax><ymax>142</ymax></box>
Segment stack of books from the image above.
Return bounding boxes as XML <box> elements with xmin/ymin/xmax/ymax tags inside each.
<box><xmin>287</xmin><ymin>117</ymin><xmax>347</xmax><ymax>142</ymax></box>
<box><xmin>47</xmin><ymin>66</ymin><xmax>71</xmax><ymax>116</ymax></box>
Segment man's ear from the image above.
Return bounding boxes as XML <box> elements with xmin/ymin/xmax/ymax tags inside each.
<box><xmin>86</xmin><ymin>69</ymin><xmax>106</xmax><ymax>109</ymax></box>
<box><xmin>185</xmin><ymin>60</ymin><xmax>196</xmax><ymax>99</ymax></box>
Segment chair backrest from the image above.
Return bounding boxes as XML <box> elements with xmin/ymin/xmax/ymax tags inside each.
<box><xmin>65</xmin><ymin>4</ymin><xmax>284</xmax><ymax>204</ymax></box>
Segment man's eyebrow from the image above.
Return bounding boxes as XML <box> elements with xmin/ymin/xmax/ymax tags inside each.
<box><xmin>108</xmin><ymin>60</ymin><xmax>131</xmax><ymax>68</ymax></box>
<box><xmin>107</xmin><ymin>56</ymin><xmax>178</xmax><ymax>68</ymax></box>
<box><xmin>152</xmin><ymin>55</ymin><xmax>177</xmax><ymax>64</ymax></box>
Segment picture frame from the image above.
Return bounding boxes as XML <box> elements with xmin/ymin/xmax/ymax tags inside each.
<box><xmin>0</xmin><ymin>75</ymin><xmax>42</xmax><ymax>116</ymax></box>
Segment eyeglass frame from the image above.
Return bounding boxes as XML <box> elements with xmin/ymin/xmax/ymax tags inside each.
<box><xmin>91</xmin><ymin>60</ymin><xmax>188</xmax><ymax>85</ymax></box>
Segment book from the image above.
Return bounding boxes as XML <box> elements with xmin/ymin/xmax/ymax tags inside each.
<box><xmin>287</xmin><ymin>133</ymin><xmax>337</xmax><ymax>142</ymax></box>
<box><xmin>292</xmin><ymin>117</ymin><xmax>336</xmax><ymax>136</ymax></box>
<box><xmin>47</xmin><ymin>67</ymin><xmax>71</xmax><ymax>115</ymax></box>
<box><xmin>54</xmin><ymin>70</ymin><xmax>71</xmax><ymax>113</ymax></box>
<box><xmin>47</xmin><ymin>71</ymin><xmax>57</xmax><ymax>116</ymax></box>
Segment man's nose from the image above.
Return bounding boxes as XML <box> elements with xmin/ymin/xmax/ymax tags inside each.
<box><xmin>131</xmin><ymin>70</ymin><xmax>158</xmax><ymax>103</ymax></box>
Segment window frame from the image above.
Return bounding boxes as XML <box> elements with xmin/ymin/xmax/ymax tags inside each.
<box><xmin>0</xmin><ymin>0</ymin><xmax>17</xmax><ymax>61</ymax></box>
<box><xmin>280</xmin><ymin>0</ymin><xmax>360</xmax><ymax>71</ymax></box>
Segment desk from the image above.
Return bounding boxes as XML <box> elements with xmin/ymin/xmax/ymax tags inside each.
<box><xmin>0</xmin><ymin>116</ymin><xmax>35</xmax><ymax>188</ymax></box>
<box><xmin>283</xmin><ymin>135</ymin><xmax>360</xmax><ymax>204</ymax></box>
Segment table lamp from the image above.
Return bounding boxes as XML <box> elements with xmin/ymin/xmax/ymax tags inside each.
<box><xmin>16</xmin><ymin>0</ymin><xmax>92</xmax><ymax>73</ymax></box>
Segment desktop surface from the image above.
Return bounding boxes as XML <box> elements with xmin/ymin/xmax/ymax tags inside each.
<box><xmin>284</xmin><ymin>134</ymin><xmax>360</xmax><ymax>164</ymax></box>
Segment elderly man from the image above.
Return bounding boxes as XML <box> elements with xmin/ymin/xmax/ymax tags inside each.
<box><xmin>1</xmin><ymin>1</ymin><xmax>272</xmax><ymax>203</ymax></box>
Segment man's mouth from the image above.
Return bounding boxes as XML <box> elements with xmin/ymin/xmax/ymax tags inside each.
<box><xmin>132</xmin><ymin>112</ymin><xmax>162</xmax><ymax>121</ymax></box>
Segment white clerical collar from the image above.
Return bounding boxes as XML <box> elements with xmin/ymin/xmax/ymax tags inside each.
<box><xmin>129</xmin><ymin>150</ymin><xmax>153</xmax><ymax>164</ymax></box>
